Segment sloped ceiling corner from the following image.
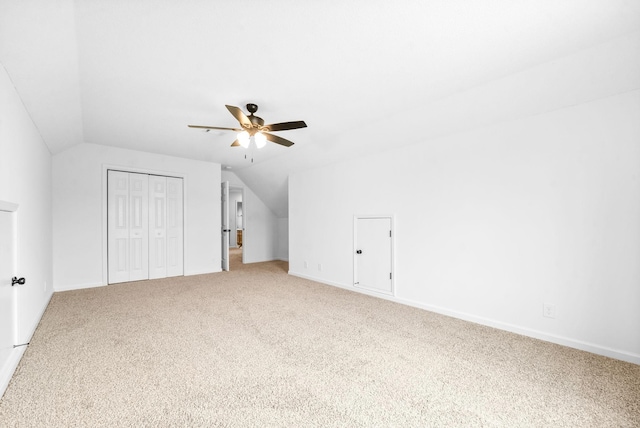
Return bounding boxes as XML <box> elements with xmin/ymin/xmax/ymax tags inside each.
<box><xmin>0</xmin><ymin>0</ymin><xmax>84</xmax><ymax>153</ymax></box>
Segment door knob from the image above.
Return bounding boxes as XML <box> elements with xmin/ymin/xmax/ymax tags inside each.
<box><xmin>356</xmin><ymin>250</ymin><xmax>362</xmax><ymax>254</ymax></box>
<box><xmin>12</xmin><ymin>277</ymin><xmax>25</xmax><ymax>286</ymax></box>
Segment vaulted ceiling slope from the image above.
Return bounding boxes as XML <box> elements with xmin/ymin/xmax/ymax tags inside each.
<box><xmin>1</xmin><ymin>1</ymin><xmax>639</xmax><ymax>217</ymax></box>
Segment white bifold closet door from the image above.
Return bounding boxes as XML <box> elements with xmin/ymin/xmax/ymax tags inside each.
<box><xmin>149</xmin><ymin>175</ymin><xmax>184</xmax><ymax>279</ymax></box>
<box><xmin>108</xmin><ymin>171</ymin><xmax>149</xmax><ymax>284</ymax></box>
<box><xmin>108</xmin><ymin>171</ymin><xmax>183</xmax><ymax>284</ymax></box>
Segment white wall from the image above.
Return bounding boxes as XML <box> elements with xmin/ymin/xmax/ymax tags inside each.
<box><xmin>222</xmin><ymin>171</ymin><xmax>280</xmax><ymax>263</ymax></box>
<box><xmin>0</xmin><ymin>65</ymin><xmax>53</xmax><ymax>344</ymax></box>
<box><xmin>277</xmin><ymin>217</ymin><xmax>289</xmax><ymax>261</ymax></box>
<box><xmin>289</xmin><ymin>37</ymin><xmax>640</xmax><ymax>364</ymax></box>
<box><xmin>52</xmin><ymin>143</ymin><xmax>221</xmax><ymax>290</ymax></box>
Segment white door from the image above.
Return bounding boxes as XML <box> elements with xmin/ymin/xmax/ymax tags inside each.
<box><xmin>354</xmin><ymin>216</ymin><xmax>393</xmax><ymax>295</ymax></box>
<box><xmin>0</xmin><ymin>210</ymin><xmax>16</xmax><ymax>371</ymax></box>
<box><xmin>149</xmin><ymin>175</ymin><xmax>167</xmax><ymax>279</ymax></box>
<box><xmin>108</xmin><ymin>171</ymin><xmax>149</xmax><ymax>284</ymax></box>
<box><xmin>108</xmin><ymin>171</ymin><xmax>183</xmax><ymax>283</ymax></box>
<box><xmin>129</xmin><ymin>173</ymin><xmax>149</xmax><ymax>281</ymax></box>
<box><xmin>166</xmin><ymin>177</ymin><xmax>184</xmax><ymax>277</ymax></box>
<box><xmin>221</xmin><ymin>181</ymin><xmax>230</xmax><ymax>271</ymax></box>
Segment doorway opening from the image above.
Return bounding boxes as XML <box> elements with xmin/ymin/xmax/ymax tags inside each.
<box><xmin>222</xmin><ymin>182</ymin><xmax>245</xmax><ymax>271</ymax></box>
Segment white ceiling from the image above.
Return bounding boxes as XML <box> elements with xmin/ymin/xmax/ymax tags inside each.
<box><xmin>2</xmin><ymin>0</ymin><xmax>639</xmax><ymax>216</ymax></box>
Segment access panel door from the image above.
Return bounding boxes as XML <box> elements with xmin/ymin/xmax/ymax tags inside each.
<box><xmin>354</xmin><ymin>216</ymin><xmax>393</xmax><ymax>295</ymax></box>
<box><xmin>0</xmin><ymin>210</ymin><xmax>15</xmax><ymax>371</ymax></box>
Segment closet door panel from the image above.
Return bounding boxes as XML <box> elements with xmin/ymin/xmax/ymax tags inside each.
<box><xmin>108</xmin><ymin>171</ymin><xmax>150</xmax><ymax>284</ymax></box>
<box><xmin>108</xmin><ymin>171</ymin><xmax>132</xmax><ymax>284</ymax></box>
<box><xmin>166</xmin><ymin>177</ymin><xmax>184</xmax><ymax>277</ymax></box>
<box><xmin>149</xmin><ymin>176</ymin><xmax>167</xmax><ymax>279</ymax></box>
<box><xmin>128</xmin><ymin>173</ymin><xmax>149</xmax><ymax>281</ymax></box>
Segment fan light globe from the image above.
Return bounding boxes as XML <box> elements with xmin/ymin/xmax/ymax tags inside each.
<box><xmin>237</xmin><ymin>131</ymin><xmax>250</xmax><ymax>148</ymax></box>
<box><xmin>255</xmin><ymin>132</ymin><xmax>267</xmax><ymax>149</ymax></box>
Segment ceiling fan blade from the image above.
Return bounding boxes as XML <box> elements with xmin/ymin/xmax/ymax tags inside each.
<box><xmin>230</xmin><ymin>139</ymin><xmax>240</xmax><ymax>147</ymax></box>
<box><xmin>188</xmin><ymin>125</ymin><xmax>243</xmax><ymax>131</ymax></box>
<box><xmin>264</xmin><ymin>132</ymin><xmax>294</xmax><ymax>147</ymax></box>
<box><xmin>264</xmin><ymin>121</ymin><xmax>307</xmax><ymax>132</ymax></box>
<box><xmin>225</xmin><ymin>105</ymin><xmax>252</xmax><ymax>128</ymax></box>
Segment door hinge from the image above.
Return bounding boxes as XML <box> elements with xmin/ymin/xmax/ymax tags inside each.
<box><xmin>390</xmin><ymin>273</ymin><xmax>392</xmax><ymax>280</ymax></box>
<box><xmin>389</xmin><ymin>230</ymin><xmax>392</xmax><ymax>237</ymax></box>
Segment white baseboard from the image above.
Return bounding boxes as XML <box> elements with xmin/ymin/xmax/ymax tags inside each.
<box><xmin>19</xmin><ymin>290</ymin><xmax>54</xmax><ymax>344</ymax></box>
<box><xmin>184</xmin><ymin>268</ymin><xmax>221</xmax><ymax>276</ymax></box>
<box><xmin>54</xmin><ymin>281</ymin><xmax>105</xmax><ymax>292</ymax></box>
<box><xmin>54</xmin><ymin>269</ymin><xmax>226</xmax><ymax>291</ymax></box>
<box><xmin>287</xmin><ymin>271</ymin><xmax>640</xmax><ymax>365</ymax></box>
<box><xmin>0</xmin><ymin>345</ymin><xmax>27</xmax><ymax>400</ymax></box>
<box><xmin>394</xmin><ymin>297</ymin><xmax>640</xmax><ymax>366</ymax></box>
<box><xmin>1</xmin><ymin>289</ymin><xmax>54</xmax><ymax>399</ymax></box>
<box><xmin>289</xmin><ymin>271</ymin><xmax>389</xmax><ymax>298</ymax></box>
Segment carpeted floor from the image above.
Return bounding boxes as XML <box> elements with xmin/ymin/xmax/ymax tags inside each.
<box><xmin>1</xmin><ymin>251</ymin><xmax>639</xmax><ymax>427</ymax></box>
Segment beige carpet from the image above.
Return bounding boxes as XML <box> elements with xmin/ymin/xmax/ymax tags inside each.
<box><xmin>1</xmin><ymin>252</ymin><xmax>639</xmax><ymax>427</ymax></box>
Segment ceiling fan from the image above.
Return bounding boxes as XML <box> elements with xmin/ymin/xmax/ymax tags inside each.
<box><xmin>188</xmin><ymin>103</ymin><xmax>307</xmax><ymax>148</ymax></box>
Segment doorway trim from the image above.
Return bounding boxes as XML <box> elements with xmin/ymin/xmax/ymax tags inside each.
<box><xmin>229</xmin><ymin>186</ymin><xmax>245</xmax><ymax>265</ymax></box>
<box><xmin>101</xmin><ymin>164</ymin><xmax>187</xmax><ymax>286</ymax></box>
<box><xmin>222</xmin><ymin>185</ymin><xmax>245</xmax><ymax>269</ymax></box>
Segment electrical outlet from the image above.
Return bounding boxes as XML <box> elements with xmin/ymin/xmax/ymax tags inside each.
<box><xmin>543</xmin><ymin>303</ymin><xmax>556</xmax><ymax>319</ymax></box>
<box><xmin>318</xmin><ymin>263</ymin><xmax>322</xmax><ymax>271</ymax></box>
<box><xmin>304</xmin><ymin>261</ymin><xmax>308</xmax><ymax>269</ymax></box>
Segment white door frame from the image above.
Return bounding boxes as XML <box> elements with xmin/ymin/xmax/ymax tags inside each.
<box><xmin>353</xmin><ymin>214</ymin><xmax>395</xmax><ymax>296</ymax></box>
<box><xmin>101</xmin><ymin>165</ymin><xmax>187</xmax><ymax>286</ymax></box>
<box><xmin>221</xmin><ymin>181</ymin><xmax>230</xmax><ymax>271</ymax></box>
<box><xmin>229</xmin><ymin>186</ymin><xmax>245</xmax><ymax>263</ymax></box>
<box><xmin>228</xmin><ymin>187</ymin><xmax>243</xmax><ymax>248</ymax></box>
